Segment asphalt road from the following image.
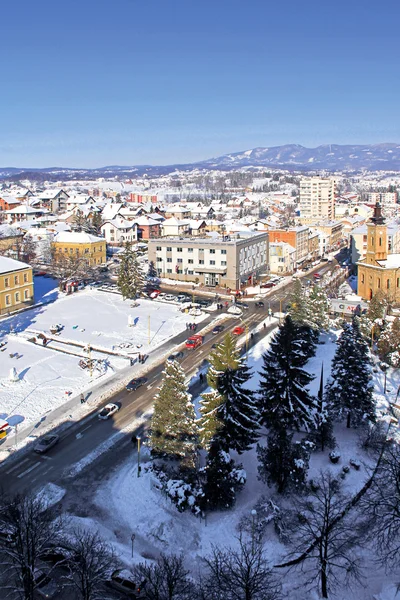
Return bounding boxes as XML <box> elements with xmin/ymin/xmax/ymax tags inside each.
<box><xmin>0</xmin><ymin>258</ymin><xmax>341</xmax><ymax>498</ymax></box>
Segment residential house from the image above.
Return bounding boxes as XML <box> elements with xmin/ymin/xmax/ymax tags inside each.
<box><xmin>38</xmin><ymin>189</ymin><xmax>69</xmax><ymax>213</ymax></box>
<box><xmin>269</xmin><ymin>242</ymin><xmax>296</xmax><ymax>274</ymax></box>
<box><xmin>267</xmin><ymin>226</ymin><xmax>310</xmax><ymax>266</ymax></box>
<box><xmin>135</xmin><ymin>216</ymin><xmax>161</xmax><ymax>240</ymax></box>
<box><xmin>0</xmin><ymin>256</ymin><xmax>34</xmax><ymax>315</ymax></box>
<box><xmin>161</xmin><ymin>217</ymin><xmax>191</xmax><ymax>237</ymax></box>
<box><xmin>101</xmin><ymin>218</ymin><xmax>138</xmax><ymax>246</ymax></box>
<box><xmin>5</xmin><ymin>205</ymin><xmax>46</xmax><ymax>224</ymax></box>
<box><xmin>164</xmin><ymin>206</ymin><xmax>191</xmax><ymax>220</ymax></box>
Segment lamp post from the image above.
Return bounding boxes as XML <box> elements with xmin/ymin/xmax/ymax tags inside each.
<box><xmin>251</xmin><ymin>509</ymin><xmax>257</xmax><ymax>553</ymax></box>
<box><xmin>131</xmin><ymin>533</ymin><xmax>136</xmax><ymax>558</ymax></box>
<box><xmin>137</xmin><ymin>436</ymin><xmax>141</xmax><ymax>477</ymax></box>
<box><xmin>380</xmin><ymin>362</ymin><xmax>389</xmax><ymax>395</ymax></box>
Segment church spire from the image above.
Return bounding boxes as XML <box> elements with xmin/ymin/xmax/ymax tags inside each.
<box><xmin>370</xmin><ymin>201</ymin><xmax>385</xmax><ymax>225</ymax></box>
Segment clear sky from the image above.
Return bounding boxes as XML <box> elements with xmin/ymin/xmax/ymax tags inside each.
<box><xmin>1</xmin><ymin>0</ymin><xmax>400</xmax><ymax>168</ymax></box>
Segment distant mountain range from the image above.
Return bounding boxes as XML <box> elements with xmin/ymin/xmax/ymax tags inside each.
<box><xmin>2</xmin><ymin>143</ymin><xmax>400</xmax><ymax>180</ymax></box>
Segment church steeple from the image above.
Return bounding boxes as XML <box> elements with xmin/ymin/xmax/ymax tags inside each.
<box><xmin>365</xmin><ymin>202</ymin><xmax>387</xmax><ymax>264</ymax></box>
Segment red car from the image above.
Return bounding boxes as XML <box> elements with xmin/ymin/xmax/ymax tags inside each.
<box><xmin>313</xmin><ymin>273</ymin><xmax>321</xmax><ymax>279</ymax></box>
<box><xmin>233</xmin><ymin>326</ymin><xmax>245</xmax><ymax>335</ymax></box>
<box><xmin>260</xmin><ymin>282</ymin><xmax>275</xmax><ymax>289</ymax></box>
<box><xmin>185</xmin><ymin>334</ymin><xmax>203</xmax><ymax>349</ymax></box>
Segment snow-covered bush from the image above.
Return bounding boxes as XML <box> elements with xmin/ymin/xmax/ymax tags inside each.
<box><xmin>165</xmin><ymin>479</ymin><xmax>204</xmax><ymax>515</ymax></box>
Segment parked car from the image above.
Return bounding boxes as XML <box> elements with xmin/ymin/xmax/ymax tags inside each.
<box><xmin>236</xmin><ymin>302</ymin><xmax>249</xmax><ymax>310</ymax></box>
<box><xmin>164</xmin><ymin>294</ymin><xmax>176</xmax><ymax>302</ymax></box>
<box><xmin>185</xmin><ymin>334</ymin><xmax>203</xmax><ymax>349</ymax></box>
<box><xmin>212</xmin><ymin>325</ymin><xmax>225</xmax><ymax>334</ymax></box>
<box><xmin>34</xmin><ymin>570</ymin><xmax>60</xmax><ymax>599</ymax></box>
<box><xmin>34</xmin><ymin>434</ymin><xmax>59</xmax><ymax>454</ymax></box>
<box><xmin>260</xmin><ymin>282</ymin><xmax>275</xmax><ymax>289</ymax></box>
<box><xmin>233</xmin><ymin>326</ymin><xmax>245</xmax><ymax>335</ymax></box>
<box><xmin>177</xmin><ymin>294</ymin><xmax>190</xmax><ymax>303</ymax></box>
<box><xmin>313</xmin><ymin>273</ymin><xmax>321</xmax><ymax>279</ymax></box>
<box><xmin>167</xmin><ymin>351</ymin><xmax>184</xmax><ymax>361</ymax></box>
<box><xmin>98</xmin><ymin>403</ymin><xmax>120</xmax><ymax>419</ymax></box>
<box><xmin>255</xmin><ymin>301</ymin><xmax>265</xmax><ymax>308</ymax></box>
<box><xmin>106</xmin><ymin>569</ymin><xmax>146</xmax><ymax>598</ymax></box>
<box><xmin>38</xmin><ymin>546</ymin><xmax>71</xmax><ymax>568</ymax></box>
<box><xmin>126</xmin><ymin>377</ymin><xmax>148</xmax><ymax>392</ymax></box>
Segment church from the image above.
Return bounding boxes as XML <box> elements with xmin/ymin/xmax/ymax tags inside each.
<box><xmin>357</xmin><ymin>203</ymin><xmax>400</xmax><ymax>302</ymax></box>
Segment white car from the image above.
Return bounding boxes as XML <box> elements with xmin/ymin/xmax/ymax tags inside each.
<box><xmin>98</xmin><ymin>403</ymin><xmax>119</xmax><ymax>420</ymax></box>
<box><xmin>164</xmin><ymin>294</ymin><xmax>176</xmax><ymax>302</ymax></box>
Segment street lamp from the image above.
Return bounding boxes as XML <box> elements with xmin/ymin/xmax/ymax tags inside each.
<box><xmin>137</xmin><ymin>436</ymin><xmax>141</xmax><ymax>478</ymax></box>
<box><xmin>131</xmin><ymin>533</ymin><xmax>136</xmax><ymax>558</ymax></box>
<box><xmin>251</xmin><ymin>509</ymin><xmax>257</xmax><ymax>553</ymax></box>
<box><xmin>380</xmin><ymin>362</ymin><xmax>389</xmax><ymax>395</ymax></box>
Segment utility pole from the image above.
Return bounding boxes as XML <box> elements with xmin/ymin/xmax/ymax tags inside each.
<box><xmin>137</xmin><ymin>436</ymin><xmax>141</xmax><ymax>477</ymax></box>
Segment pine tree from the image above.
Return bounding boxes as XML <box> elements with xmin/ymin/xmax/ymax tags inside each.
<box><xmin>308</xmin><ymin>285</ymin><xmax>331</xmax><ymax>331</ymax></box>
<box><xmin>150</xmin><ymin>360</ymin><xmax>198</xmax><ymax>470</ymax></box>
<box><xmin>325</xmin><ymin>318</ymin><xmax>375</xmax><ymax>428</ymax></box>
<box><xmin>72</xmin><ymin>209</ymin><xmax>87</xmax><ymax>232</ymax></box>
<box><xmin>147</xmin><ymin>260</ymin><xmax>158</xmax><ymax>279</ymax></box>
<box><xmin>199</xmin><ymin>334</ymin><xmax>259</xmax><ymax>454</ymax></box>
<box><xmin>202</xmin><ymin>440</ymin><xmax>244</xmax><ymax>510</ymax></box>
<box><xmin>309</xmin><ymin>364</ymin><xmax>335</xmax><ymax>452</ymax></box>
<box><xmin>117</xmin><ymin>242</ymin><xmax>145</xmax><ymax>300</ymax></box>
<box><xmin>259</xmin><ymin>316</ymin><xmax>316</xmax><ymax>432</ymax></box>
<box><xmin>287</xmin><ymin>279</ymin><xmax>318</xmax><ymax>356</ymax></box>
<box><xmin>91</xmin><ymin>211</ymin><xmax>103</xmax><ymax>235</ymax></box>
<box><xmin>257</xmin><ymin>429</ymin><xmax>310</xmax><ymax>494</ymax></box>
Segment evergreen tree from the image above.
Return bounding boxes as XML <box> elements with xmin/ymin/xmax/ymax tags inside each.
<box><xmin>325</xmin><ymin>318</ymin><xmax>375</xmax><ymax>428</ymax></box>
<box><xmin>91</xmin><ymin>211</ymin><xmax>103</xmax><ymax>235</ymax></box>
<box><xmin>199</xmin><ymin>334</ymin><xmax>259</xmax><ymax>454</ymax></box>
<box><xmin>150</xmin><ymin>360</ymin><xmax>198</xmax><ymax>471</ymax></box>
<box><xmin>202</xmin><ymin>440</ymin><xmax>245</xmax><ymax>510</ymax></box>
<box><xmin>257</xmin><ymin>429</ymin><xmax>310</xmax><ymax>494</ymax></box>
<box><xmin>287</xmin><ymin>279</ymin><xmax>318</xmax><ymax>355</ymax></box>
<box><xmin>117</xmin><ymin>242</ymin><xmax>145</xmax><ymax>299</ymax></box>
<box><xmin>147</xmin><ymin>260</ymin><xmax>158</xmax><ymax>279</ymax></box>
<box><xmin>308</xmin><ymin>285</ymin><xmax>331</xmax><ymax>331</ymax></box>
<box><xmin>259</xmin><ymin>316</ymin><xmax>316</xmax><ymax>432</ymax></box>
<box><xmin>72</xmin><ymin>209</ymin><xmax>87</xmax><ymax>232</ymax></box>
<box><xmin>309</xmin><ymin>364</ymin><xmax>335</xmax><ymax>452</ymax></box>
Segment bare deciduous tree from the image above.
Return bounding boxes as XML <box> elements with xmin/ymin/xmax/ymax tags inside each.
<box><xmin>285</xmin><ymin>471</ymin><xmax>363</xmax><ymax>598</ymax></box>
<box><xmin>64</xmin><ymin>529</ymin><xmax>116</xmax><ymax>600</ymax></box>
<box><xmin>202</xmin><ymin>536</ymin><xmax>281</xmax><ymax>600</ymax></box>
<box><xmin>133</xmin><ymin>553</ymin><xmax>195</xmax><ymax>600</ymax></box>
<box><xmin>0</xmin><ymin>493</ymin><xmax>65</xmax><ymax>600</ymax></box>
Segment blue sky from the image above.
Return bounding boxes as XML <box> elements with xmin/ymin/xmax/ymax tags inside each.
<box><xmin>1</xmin><ymin>0</ymin><xmax>400</xmax><ymax>167</ymax></box>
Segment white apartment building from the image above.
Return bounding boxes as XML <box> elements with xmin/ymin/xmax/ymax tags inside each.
<box><xmin>148</xmin><ymin>233</ymin><xmax>269</xmax><ymax>289</ymax></box>
<box><xmin>299</xmin><ymin>177</ymin><xmax>336</xmax><ymax>223</ymax></box>
<box><xmin>367</xmin><ymin>192</ymin><xmax>398</xmax><ymax>209</ymax></box>
<box><xmin>101</xmin><ymin>217</ymin><xmax>138</xmax><ymax>246</ymax></box>
<box><xmin>269</xmin><ymin>242</ymin><xmax>296</xmax><ymax>274</ymax></box>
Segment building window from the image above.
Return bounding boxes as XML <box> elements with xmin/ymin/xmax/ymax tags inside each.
<box><xmin>188</xmin><ymin>270</ymin><xmax>193</xmax><ymax>275</ymax></box>
<box><xmin>84</xmin><ymin>248</ymin><xmax>89</xmax><ymax>254</ymax></box>
<box><xmin>199</xmin><ymin>260</ymin><xmax>204</xmax><ymax>265</ymax></box>
<box><xmin>156</xmin><ymin>246</ymin><xmax>162</xmax><ymax>251</ymax></box>
<box><xmin>24</xmin><ymin>273</ymin><xmax>28</xmax><ymax>283</ymax></box>
<box><xmin>4</xmin><ymin>278</ymin><xmax>9</xmax><ymax>288</ymax></box>
<box><xmin>188</xmin><ymin>248</ymin><xmax>193</xmax><ymax>253</ymax></box>
<box><xmin>221</xmin><ymin>249</ymin><xmax>227</xmax><ymax>255</ymax></box>
<box><xmin>166</xmin><ymin>247</ymin><xmax>172</xmax><ymax>252</ymax></box>
<box><xmin>177</xmin><ymin>248</ymin><xmax>183</xmax><ymax>253</ymax></box>
<box><xmin>188</xmin><ymin>259</ymin><xmax>193</xmax><ymax>264</ymax></box>
<box><xmin>379</xmin><ymin>238</ymin><xmax>382</xmax><ymax>247</ymax></box>
<box><xmin>167</xmin><ymin>258</ymin><xmax>172</xmax><ymax>263</ymax></box>
<box><xmin>15</xmin><ymin>292</ymin><xmax>20</xmax><ymax>303</ymax></box>
<box><xmin>397</xmin><ymin>278</ymin><xmax>399</xmax><ymax>288</ymax></box>
<box><xmin>377</xmin><ymin>278</ymin><xmax>381</xmax><ymax>288</ymax></box>
<box><xmin>177</xmin><ymin>259</ymin><xmax>183</xmax><ymax>264</ymax></box>
<box><xmin>5</xmin><ymin>295</ymin><xmax>11</xmax><ymax>306</ymax></box>
<box><xmin>361</xmin><ymin>274</ymin><xmax>365</xmax><ymax>283</ymax></box>
<box><xmin>221</xmin><ymin>261</ymin><xmax>227</xmax><ymax>266</ymax></box>
<box><xmin>387</xmin><ymin>279</ymin><xmax>390</xmax><ymax>289</ymax></box>
<box><xmin>210</xmin><ymin>260</ymin><xmax>215</xmax><ymax>265</ymax></box>
<box><xmin>14</xmin><ymin>276</ymin><xmax>19</xmax><ymax>285</ymax></box>
<box><xmin>167</xmin><ymin>268</ymin><xmax>172</xmax><ymax>274</ymax></box>
<box><xmin>64</xmin><ymin>248</ymin><xmax>68</xmax><ymax>253</ymax></box>
<box><xmin>210</xmin><ymin>249</ymin><xmax>215</xmax><ymax>254</ymax></box>
<box><xmin>24</xmin><ymin>289</ymin><xmax>29</xmax><ymax>300</ymax></box>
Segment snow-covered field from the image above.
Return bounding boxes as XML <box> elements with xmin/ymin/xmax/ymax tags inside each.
<box><xmin>67</xmin><ymin>328</ymin><xmax>399</xmax><ymax>598</ymax></box>
<box><xmin>0</xmin><ymin>288</ymin><xmax>204</xmax><ymax>431</ymax></box>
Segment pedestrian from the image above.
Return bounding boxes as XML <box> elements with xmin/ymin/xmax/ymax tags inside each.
<box><xmin>80</xmin><ymin>393</ymin><xmax>85</xmax><ymax>404</ymax></box>
<box><xmin>263</xmin><ymin>322</ymin><xmax>267</xmax><ymax>330</ymax></box>
<box><xmin>199</xmin><ymin>373</ymin><xmax>204</xmax><ymax>383</ymax></box>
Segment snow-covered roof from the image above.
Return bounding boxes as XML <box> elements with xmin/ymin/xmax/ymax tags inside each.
<box><xmin>53</xmin><ymin>231</ymin><xmax>105</xmax><ymax>244</ymax></box>
<box><xmin>0</xmin><ymin>256</ymin><xmax>31</xmax><ymax>274</ymax></box>
<box><xmin>5</xmin><ymin>205</ymin><xmax>42</xmax><ymax>214</ymax></box>
<box><xmin>376</xmin><ymin>254</ymin><xmax>400</xmax><ymax>269</ymax></box>
<box><xmin>102</xmin><ymin>217</ymin><xmax>136</xmax><ymax>230</ymax></box>
<box><xmin>162</xmin><ymin>217</ymin><xmax>190</xmax><ymax>226</ymax></box>
<box><xmin>39</xmin><ymin>189</ymin><xmax>68</xmax><ymax>200</ymax></box>
<box><xmin>134</xmin><ymin>216</ymin><xmax>160</xmax><ymax>226</ymax></box>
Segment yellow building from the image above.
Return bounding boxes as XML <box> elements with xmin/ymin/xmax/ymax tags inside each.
<box><xmin>0</xmin><ymin>257</ymin><xmax>34</xmax><ymax>315</ymax></box>
<box><xmin>357</xmin><ymin>204</ymin><xmax>400</xmax><ymax>303</ymax></box>
<box><xmin>52</xmin><ymin>232</ymin><xmax>106</xmax><ymax>266</ymax></box>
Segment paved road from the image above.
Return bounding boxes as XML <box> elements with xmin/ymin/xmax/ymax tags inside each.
<box><xmin>0</xmin><ymin>259</ymin><xmax>341</xmax><ymax>498</ymax></box>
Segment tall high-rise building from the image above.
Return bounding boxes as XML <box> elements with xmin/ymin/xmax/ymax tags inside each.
<box><xmin>299</xmin><ymin>177</ymin><xmax>336</xmax><ymax>222</ymax></box>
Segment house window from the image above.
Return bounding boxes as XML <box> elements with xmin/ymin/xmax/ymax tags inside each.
<box><xmin>5</xmin><ymin>295</ymin><xmax>11</xmax><ymax>306</ymax></box>
<box><xmin>15</xmin><ymin>292</ymin><xmax>20</xmax><ymax>303</ymax></box>
<box><xmin>221</xmin><ymin>249</ymin><xmax>227</xmax><ymax>254</ymax></box>
<box><xmin>188</xmin><ymin>270</ymin><xmax>193</xmax><ymax>275</ymax></box>
<box><xmin>4</xmin><ymin>278</ymin><xmax>9</xmax><ymax>288</ymax></box>
<box><xmin>166</xmin><ymin>247</ymin><xmax>172</xmax><ymax>252</ymax></box>
<box><xmin>210</xmin><ymin>249</ymin><xmax>215</xmax><ymax>254</ymax></box>
<box><xmin>221</xmin><ymin>261</ymin><xmax>227</xmax><ymax>266</ymax></box>
<box><xmin>167</xmin><ymin>268</ymin><xmax>172</xmax><ymax>274</ymax></box>
<box><xmin>14</xmin><ymin>276</ymin><xmax>19</xmax><ymax>285</ymax></box>
<box><xmin>167</xmin><ymin>258</ymin><xmax>172</xmax><ymax>263</ymax></box>
<box><xmin>199</xmin><ymin>260</ymin><xmax>204</xmax><ymax>265</ymax></box>
<box><xmin>188</xmin><ymin>248</ymin><xmax>193</xmax><ymax>253</ymax></box>
<box><xmin>24</xmin><ymin>273</ymin><xmax>28</xmax><ymax>283</ymax></box>
<box><xmin>210</xmin><ymin>260</ymin><xmax>215</xmax><ymax>265</ymax></box>
<box><xmin>156</xmin><ymin>246</ymin><xmax>162</xmax><ymax>251</ymax></box>
<box><xmin>188</xmin><ymin>259</ymin><xmax>193</xmax><ymax>264</ymax></box>
<box><xmin>177</xmin><ymin>248</ymin><xmax>183</xmax><ymax>253</ymax></box>
<box><xmin>177</xmin><ymin>259</ymin><xmax>183</xmax><ymax>264</ymax></box>
<box><xmin>24</xmin><ymin>289</ymin><xmax>29</xmax><ymax>300</ymax></box>
<box><xmin>156</xmin><ymin>257</ymin><xmax>162</xmax><ymax>262</ymax></box>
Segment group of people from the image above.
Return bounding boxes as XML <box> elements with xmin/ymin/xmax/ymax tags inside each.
<box><xmin>186</xmin><ymin>323</ymin><xmax>198</xmax><ymax>331</ymax></box>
